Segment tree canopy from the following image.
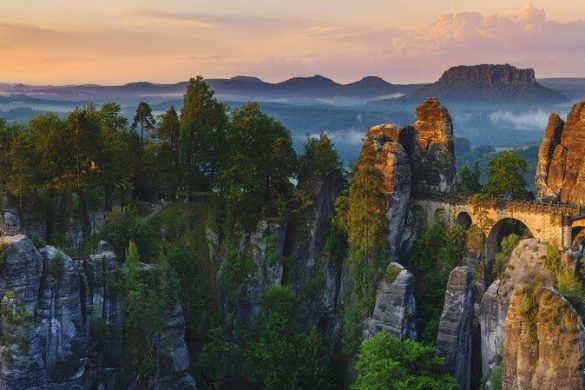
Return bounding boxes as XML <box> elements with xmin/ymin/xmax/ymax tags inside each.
<box><xmin>485</xmin><ymin>151</ymin><xmax>528</xmax><ymax>199</ymax></box>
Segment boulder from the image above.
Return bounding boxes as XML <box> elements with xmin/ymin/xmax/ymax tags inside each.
<box><xmin>436</xmin><ymin>266</ymin><xmax>474</xmax><ymax>390</ymax></box>
<box><xmin>362</xmin><ymin>263</ymin><xmax>417</xmax><ymax>340</ymax></box>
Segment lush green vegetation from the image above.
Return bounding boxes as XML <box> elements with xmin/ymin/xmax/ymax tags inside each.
<box><xmin>410</xmin><ymin>221</ymin><xmax>466</xmax><ymax>344</ymax></box>
<box><xmin>352</xmin><ymin>332</ymin><xmax>458</xmax><ymax>390</ymax></box>
<box><xmin>494</xmin><ymin>233</ymin><xmax>520</xmax><ymax>278</ymax></box>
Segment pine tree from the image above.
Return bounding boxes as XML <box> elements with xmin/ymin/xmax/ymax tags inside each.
<box><xmin>131</xmin><ymin>102</ymin><xmax>155</xmax><ymax>142</ymax></box>
<box><xmin>348</xmin><ymin>136</ymin><xmax>388</xmax><ymax>297</ymax></box>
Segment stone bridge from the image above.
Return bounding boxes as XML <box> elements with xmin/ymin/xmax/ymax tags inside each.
<box><xmin>412</xmin><ymin>191</ymin><xmax>585</xmax><ymax>256</ymax></box>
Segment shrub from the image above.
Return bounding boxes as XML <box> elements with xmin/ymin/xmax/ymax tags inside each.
<box><xmin>545</xmin><ymin>244</ymin><xmax>561</xmax><ymax>276</ymax></box>
<box><xmin>494</xmin><ymin>233</ymin><xmax>519</xmax><ymax>278</ymax></box>
<box><xmin>89</xmin><ymin>308</ymin><xmax>111</xmax><ymax>348</ymax></box>
<box><xmin>384</xmin><ymin>264</ymin><xmax>402</xmax><ymax>284</ymax></box>
<box><xmin>0</xmin><ymin>241</ymin><xmax>7</xmax><ymax>264</ymax></box>
<box><xmin>352</xmin><ymin>332</ymin><xmax>458</xmax><ymax>390</ymax></box>
<box><xmin>98</xmin><ymin>206</ymin><xmax>157</xmax><ymax>261</ymax></box>
<box><xmin>31</xmin><ymin>235</ymin><xmax>46</xmax><ymax>248</ymax></box>
<box><xmin>47</xmin><ymin>250</ymin><xmax>66</xmax><ymax>280</ymax></box>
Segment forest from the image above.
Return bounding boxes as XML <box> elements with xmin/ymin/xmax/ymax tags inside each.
<box><xmin>0</xmin><ymin>76</ymin><xmax>535</xmax><ymax>389</ymax></box>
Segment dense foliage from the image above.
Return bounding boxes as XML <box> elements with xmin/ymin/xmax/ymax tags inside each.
<box><xmin>485</xmin><ymin>151</ymin><xmax>529</xmax><ymax>199</ymax></box>
<box><xmin>410</xmin><ymin>221</ymin><xmax>466</xmax><ymax>344</ymax></box>
<box><xmin>352</xmin><ymin>332</ymin><xmax>458</xmax><ymax>390</ymax></box>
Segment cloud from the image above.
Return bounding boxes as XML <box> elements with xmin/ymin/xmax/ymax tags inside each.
<box><xmin>489</xmin><ymin>110</ymin><xmax>552</xmax><ymax>131</ymax></box>
<box><xmin>305</xmin><ymin>128</ymin><xmax>366</xmax><ymax>145</ymax></box>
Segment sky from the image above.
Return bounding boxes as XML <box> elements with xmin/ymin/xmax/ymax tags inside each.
<box><xmin>2</xmin><ymin>1</ymin><xmax>585</xmax><ymax>84</ymax></box>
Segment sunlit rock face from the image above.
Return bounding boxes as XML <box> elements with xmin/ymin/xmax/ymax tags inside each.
<box><xmin>536</xmin><ymin>101</ymin><xmax>585</xmax><ymax>203</ymax></box>
<box><xmin>479</xmin><ymin>239</ymin><xmax>557</xmax><ymax>378</ymax></box>
<box><xmin>503</xmin><ymin>286</ymin><xmax>585</xmax><ymax>390</ymax></box>
<box><xmin>366</xmin><ymin>98</ymin><xmax>456</xmax><ymax>263</ymax></box>
<box><xmin>410</xmin><ymin>98</ymin><xmax>456</xmax><ymax>193</ymax></box>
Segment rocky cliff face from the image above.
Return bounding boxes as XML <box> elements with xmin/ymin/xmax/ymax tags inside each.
<box><xmin>503</xmin><ymin>285</ymin><xmax>585</xmax><ymax>390</ymax></box>
<box><xmin>0</xmin><ymin>234</ymin><xmax>194</xmax><ymax>389</ymax></box>
<box><xmin>479</xmin><ymin>239</ymin><xmax>557</xmax><ymax>377</ymax></box>
<box><xmin>410</xmin><ymin>98</ymin><xmax>456</xmax><ymax>193</ymax></box>
<box><xmin>436</xmin><ymin>266</ymin><xmax>474</xmax><ymax>390</ymax></box>
<box><xmin>362</xmin><ymin>263</ymin><xmax>417</xmax><ymax>341</ymax></box>
<box><xmin>536</xmin><ymin>101</ymin><xmax>585</xmax><ymax>203</ymax></box>
<box><xmin>366</xmin><ymin>98</ymin><xmax>456</xmax><ymax>263</ymax></box>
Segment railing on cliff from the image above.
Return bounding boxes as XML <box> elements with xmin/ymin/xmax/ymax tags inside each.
<box><xmin>412</xmin><ymin>190</ymin><xmax>585</xmax><ymax>220</ymax></box>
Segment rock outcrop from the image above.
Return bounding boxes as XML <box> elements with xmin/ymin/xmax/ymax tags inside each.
<box><xmin>362</xmin><ymin>263</ymin><xmax>417</xmax><ymax>341</ymax></box>
<box><xmin>503</xmin><ymin>285</ymin><xmax>585</xmax><ymax>390</ymax></box>
<box><xmin>536</xmin><ymin>101</ymin><xmax>585</xmax><ymax>203</ymax></box>
<box><xmin>0</xmin><ymin>235</ymin><xmax>195</xmax><ymax>389</ymax></box>
<box><xmin>479</xmin><ymin>239</ymin><xmax>556</xmax><ymax>377</ymax></box>
<box><xmin>366</xmin><ymin>98</ymin><xmax>456</xmax><ymax>263</ymax></box>
<box><xmin>436</xmin><ymin>266</ymin><xmax>474</xmax><ymax>390</ymax></box>
<box><xmin>410</xmin><ymin>98</ymin><xmax>456</xmax><ymax>193</ymax></box>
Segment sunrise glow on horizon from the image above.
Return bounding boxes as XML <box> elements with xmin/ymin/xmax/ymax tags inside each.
<box><xmin>3</xmin><ymin>0</ymin><xmax>585</xmax><ymax>84</ymax></box>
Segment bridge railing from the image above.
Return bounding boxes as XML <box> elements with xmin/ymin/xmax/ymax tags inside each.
<box><xmin>412</xmin><ymin>190</ymin><xmax>585</xmax><ymax>218</ymax></box>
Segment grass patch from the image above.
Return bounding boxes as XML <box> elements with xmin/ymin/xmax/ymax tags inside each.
<box><xmin>384</xmin><ymin>264</ymin><xmax>402</xmax><ymax>284</ymax></box>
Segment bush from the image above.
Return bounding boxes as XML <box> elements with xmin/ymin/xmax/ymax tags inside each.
<box><xmin>0</xmin><ymin>241</ymin><xmax>7</xmax><ymax>264</ymax></box>
<box><xmin>352</xmin><ymin>332</ymin><xmax>457</xmax><ymax>390</ymax></box>
<box><xmin>31</xmin><ymin>235</ymin><xmax>46</xmax><ymax>248</ymax></box>
<box><xmin>410</xmin><ymin>221</ymin><xmax>466</xmax><ymax>344</ymax></box>
<box><xmin>384</xmin><ymin>264</ymin><xmax>402</xmax><ymax>284</ymax></box>
<box><xmin>243</xmin><ymin>286</ymin><xmax>332</xmax><ymax>390</ymax></box>
<box><xmin>47</xmin><ymin>251</ymin><xmax>65</xmax><ymax>280</ymax></box>
<box><xmin>494</xmin><ymin>234</ymin><xmax>519</xmax><ymax>278</ymax></box>
<box><xmin>89</xmin><ymin>308</ymin><xmax>111</xmax><ymax>348</ymax></box>
<box><xmin>98</xmin><ymin>206</ymin><xmax>157</xmax><ymax>261</ymax></box>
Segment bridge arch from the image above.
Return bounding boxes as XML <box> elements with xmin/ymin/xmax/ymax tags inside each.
<box><xmin>455</xmin><ymin>211</ymin><xmax>472</xmax><ymax>230</ymax></box>
<box><xmin>486</xmin><ymin>217</ymin><xmax>533</xmax><ymax>259</ymax></box>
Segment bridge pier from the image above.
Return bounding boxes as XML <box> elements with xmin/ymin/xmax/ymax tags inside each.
<box><xmin>562</xmin><ymin>216</ymin><xmax>573</xmax><ymax>249</ymax></box>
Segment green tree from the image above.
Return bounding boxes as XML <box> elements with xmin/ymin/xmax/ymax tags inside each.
<box><xmin>352</xmin><ymin>332</ymin><xmax>457</xmax><ymax>390</ymax></box>
<box><xmin>347</xmin><ymin>136</ymin><xmax>388</xmax><ymax>298</ymax></box>
<box><xmin>494</xmin><ymin>233</ymin><xmax>520</xmax><ymax>278</ymax></box>
<box><xmin>221</xmin><ymin>102</ymin><xmax>296</xmax><ymax>228</ymax></box>
<box><xmin>180</xmin><ymin>76</ymin><xmax>228</xmax><ymax>199</ymax></box>
<box><xmin>410</xmin><ymin>221</ymin><xmax>466</xmax><ymax>344</ymax></box>
<box><xmin>154</xmin><ymin>106</ymin><xmax>182</xmax><ymax>199</ymax></box>
<box><xmin>298</xmin><ymin>133</ymin><xmax>343</xmax><ymax>183</ymax></box>
<box><xmin>243</xmin><ymin>286</ymin><xmax>332</xmax><ymax>390</ymax></box>
<box><xmin>457</xmin><ymin>163</ymin><xmax>482</xmax><ymax>195</ymax></box>
<box><xmin>131</xmin><ymin>101</ymin><xmax>156</xmax><ymax>142</ymax></box>
<box><xmin>122</xmin><ymin>240</ymin><xmax>179</xmax><ymax>383</ymax></box>
<box><xmin>485</xmin><ymin>151</ymin><xmax>528</xmax><ymax>199</ymax></box>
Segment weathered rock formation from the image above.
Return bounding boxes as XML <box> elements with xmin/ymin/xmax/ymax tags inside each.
<box><xmin>536</xmin><ymin>101</ymin><xmax>585</xmax><ymax>203</ymax></box>
<box><xmin>367</xmin><ymin>98</ymin><xmax>456</xmax><ymax>263</ymax></box>
<box><xmin>362</xmin><ymin>263</ymin><xmax>417</xmax><ymax>340</ymax></box>
<box><xmin>0</xmin><ymin>234</ymin><xmax>194</xmax><ymax>389</ymax></box>
<box><xmin>503</xmin><ymin>285</ymin><xmax>585</xmax><ymax>390</ymax></box>
<box><xmin>479</xmin><ymin>239</ymin><xmax>556</xmax><ymax>377</ymax></box>
<box><xmin>436</xmin><ymin>266</ymin><xmax>474</xmax><ymax>390</ymax></box>
<box><xmin>410</xmin><ymin>97</ymin><xmax>456</xmax><ymax>193</ymax></box>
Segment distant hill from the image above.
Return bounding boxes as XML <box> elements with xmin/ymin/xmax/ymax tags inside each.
<box><xmin>401</xmin><ymin>64</ymin><xmax>568</xmax><ymax>104</ymax></box>
<box><xmin>0</xmin><ymin>76</ymin><xmax>421</xmax><ymax>105</ymax></box>
<box><xmin>538</xmin><ymin>78</ymin><xmax>585</xmax><ymax>101</ymax></box>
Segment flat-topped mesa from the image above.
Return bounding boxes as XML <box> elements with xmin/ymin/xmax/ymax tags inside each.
<box><xmin>438</xmin><ymin>64</ymin><xmax>536</xmax><ymax>86</ymax></box>
<box><xmin>536</xmin><ymin>101</ymin><xmax>585</xmax><ymax>203</ymax></box>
